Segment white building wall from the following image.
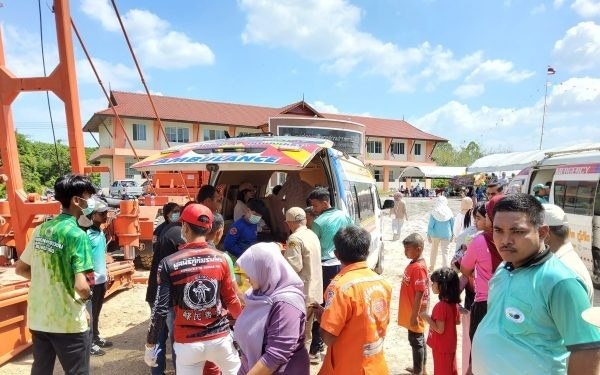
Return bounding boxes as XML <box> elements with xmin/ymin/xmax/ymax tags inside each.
<box><xmin>413</xmin><ymin>141</ymin><xmax>426</xmax><ymax>162</ymax></box>
<box><xmin>159</xmin><ymin>121</ymin><xmax>193</xmax><ymax>149</ymax></box>
<box><xmin>126</xmin><ymin>119</ymin><xmax>155</xmax><ymax>150</ymax></box>
<box><xmin>99</xmin><ymin>122</ymin><xmax>113</xmax><ymax>148</ymax></box>
<box><xmin>389</xmin><ymin>138</ymin><xmax>408</xmax><ymax>161</ymax></box>
<box><xmin>366</xmin><ymin>137</ymin><xmax>385</xmax><ymax>160</ymax></box>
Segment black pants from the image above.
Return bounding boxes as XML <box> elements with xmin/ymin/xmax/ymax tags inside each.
<box><xmin>408</xmin><ymin>330</ymin><xmax>427</xmax><ymax>374</ymax></box>
<box><xmin>309</xmin><ymin>263</ymin><xmax>341</xmax><ymax>355</ymax></box>
<box><xmin>91</xmin><ymin>282</ymin><xmax>107</xmax><ymax>341</ymax></box>
<box><xmin>469</xmin><ymin>300</ymin><xmax>488</xmax><ymax>342</ymax></box>
<box><xmin>31</xmin><ymin>330</ymin><xmax>90</xmax><ymax>375</ymax></box>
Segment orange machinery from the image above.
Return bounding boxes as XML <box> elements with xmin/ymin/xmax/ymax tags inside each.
<box><xmin>118</xmin><ymin>171</ymin><xmax>207</xmax><ymax>269</ymax></box>
<box><xmin>0</xmin><ymin>0</ymin><xmax>134</xmax><ymax>365</ymax></box>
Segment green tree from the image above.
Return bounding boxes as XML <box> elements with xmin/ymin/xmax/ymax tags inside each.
<box><xmin>0</xmin><ymin>133</ymin><xmax>99</xmax><ymax>197</ymax></box>
<box><xmin>432</xmin><ymin>141</ymin><xmax>484</xmax><ymax>167</ymax></box>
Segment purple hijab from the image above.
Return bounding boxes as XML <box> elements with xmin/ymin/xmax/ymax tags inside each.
<box><xmin>234</xmin><ymin>242</ymin><xmax>305</xmax><ymax>370</ymax></box>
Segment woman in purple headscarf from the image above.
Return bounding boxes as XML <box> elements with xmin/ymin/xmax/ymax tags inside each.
<box><xmin>234</xmin><ymin>242</ymin><xmax>309</xmax><ymax>375</ymax></box>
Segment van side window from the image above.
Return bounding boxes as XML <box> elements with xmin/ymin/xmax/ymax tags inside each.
<box><xmin>554</xmin><ymin>182</ymin><xmax>567</xmax><ymax>208</ymax></box>
<box><xmin>595</xmin><ymin>184</ymin><xmax>600</xmax><ymax>216</ymax></box>
<box><xmin>555</xmin><ymin>180</ymin><xmax>597</xmax><ymax>216</ymax></box>
<box><xmin>352</xmin><ymin>182</ymin><xmax>375</xmax><ymax>223</ymax></box>
<box><xmin>344</xmin><ymin>183</ymin><xmax>359</xmax><ymax>224</ymax></box>
<box><xmin>576</xmin><ymin>181</ymin><xmax>596</xmax><ymax>216</ymax></box>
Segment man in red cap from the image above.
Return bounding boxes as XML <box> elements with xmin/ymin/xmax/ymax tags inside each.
<box><xmin>144</xmin><ymin>204</ymin><xmax>243</xmax><ymax>374</ymax></box>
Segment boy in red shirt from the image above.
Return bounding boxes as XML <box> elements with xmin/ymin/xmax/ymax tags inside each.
<box><xmin>398</xmin><ymin>233</ymin><xmax>429</xmax><ymax>375</ymax></box>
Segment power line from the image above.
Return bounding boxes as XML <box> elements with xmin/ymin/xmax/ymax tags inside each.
<box><xmin>38</xmin><ymin>0</ymin><xmax>63</xmax><ymax>173</ymax></box>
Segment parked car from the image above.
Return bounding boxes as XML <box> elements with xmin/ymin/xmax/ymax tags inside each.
<box><xmin>109</xmin><ymin>179</ymin><xmax>143</xmax><ymax>198</ymax></box>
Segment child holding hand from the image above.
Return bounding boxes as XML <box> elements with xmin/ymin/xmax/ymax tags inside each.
<box><xmin>420</xmin><ymin>267</ymin><xmax>461</xmax><ymax>375</ymax></box>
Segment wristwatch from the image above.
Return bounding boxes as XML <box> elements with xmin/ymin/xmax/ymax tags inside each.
<box><xmin>78</xmin><ymin>291</ymin><xmax>93</xmax><ymax>304</ymax></box>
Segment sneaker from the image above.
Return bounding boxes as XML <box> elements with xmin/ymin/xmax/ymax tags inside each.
<box><xmin>309</xmin><ymin>353</ymin><xmax>321</xmax><ymax>364</ymax></box>
<box><xmin>90</xmin><ymin>344</ymin><xmax>106</xmax><ymax>356</ymax></box>
<box><xmin>94</xmin><ymin>337</ymin><xmax>113</xmax><ymax>348</ymax></box>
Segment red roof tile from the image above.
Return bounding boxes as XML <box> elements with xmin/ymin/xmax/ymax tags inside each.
<box><xmin>84</xmin><ymin>91</ymin><xmax>446</xmax><ymax>142</ymax></box>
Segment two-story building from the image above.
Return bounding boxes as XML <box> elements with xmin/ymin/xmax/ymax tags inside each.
<box><xmin>84</xmin><ymin>91</ymin><xmax>447</xmax><ymax>191</ymax></box>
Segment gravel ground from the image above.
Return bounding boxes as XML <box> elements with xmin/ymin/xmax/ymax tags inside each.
<box><xmin>2</xmin><ymin>197</ymin><xmax>598</xmax><ymax>375</ymax></box>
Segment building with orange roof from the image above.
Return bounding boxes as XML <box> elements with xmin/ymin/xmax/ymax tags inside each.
<box><xmin>84</xmin><ymin>91</ymin><xmax>447</xmax><ymax>191</ymax></box>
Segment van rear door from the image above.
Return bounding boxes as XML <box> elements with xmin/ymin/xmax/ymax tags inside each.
<box><xmin>551</xmin><ymin>163</ymin><xmax>600</xmax><ymax>287</ymax></box>
<box><xmin>132</xmin><ymin>136</ymin><xmax>334</xmax><ymax>173</ymax></box>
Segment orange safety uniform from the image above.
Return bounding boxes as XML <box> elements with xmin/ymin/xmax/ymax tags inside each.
<box><xmin>318</xmin><ymin>261</ymin><xmax>392</xmax><ymax>375</ymax></box>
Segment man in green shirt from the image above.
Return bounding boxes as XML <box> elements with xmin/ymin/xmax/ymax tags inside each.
<box><xmin>307</xmin><ymin>187</ymin><xmax>353</xmax><ymax>362</ymax></box>
<box><xmin>16</xmin><ymin>174</ymin><xmax>96</xmax><ymax>375</ymax></box>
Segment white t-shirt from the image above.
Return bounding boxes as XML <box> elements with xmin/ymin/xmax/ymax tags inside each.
<box><xmin>555</xmin><ymin>242</ymin><xmax>594</xmax><ymax>303</ymax></box>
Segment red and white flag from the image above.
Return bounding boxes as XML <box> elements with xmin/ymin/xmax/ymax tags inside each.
<box><xmin>547</xmin><ymin>66</ymin><xmax>556</xmax><ymax>75</ymax></box>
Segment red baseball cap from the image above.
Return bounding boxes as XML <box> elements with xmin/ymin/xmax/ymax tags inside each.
<box><xmin>180</xmin><ymin>203</ymin><xmax>213</xmax><ymax>229</ymax></box>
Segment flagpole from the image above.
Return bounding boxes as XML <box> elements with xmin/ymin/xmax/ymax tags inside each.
<box><xmin>539</xmin><ymin>75</ymin><xmax>549</xmax><ymax>150</ymax></box>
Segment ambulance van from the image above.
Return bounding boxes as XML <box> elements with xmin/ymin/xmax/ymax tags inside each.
<box><xmin>505</xmin><ymin>148</ymin><xmax>600</xmax><ymax>289</ymax></box>
<box><xmin>133</xmin><ymin>136</ymin><xmax>393</xmax><ymax>274</ymax></box>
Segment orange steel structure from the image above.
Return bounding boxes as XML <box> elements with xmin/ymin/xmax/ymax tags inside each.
<box><xmin>0</xmin><ymin>0</ymin><xmax>134</xmax><ymax>365</ymax></box>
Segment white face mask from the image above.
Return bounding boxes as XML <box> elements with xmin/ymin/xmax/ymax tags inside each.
<box><xmin>78</xmin><ymin>215</ymin><xmax>93</xmax><ymax>228</ymax></box>
<box><xmin>80</xmin><ymin>197</ymin><xmax>96</xmax><ymax>216</ymax></box>
<box><xmin>248</xmin><ymin>214</ymin><xmax>262</xmax><ymax>225</ymax></box>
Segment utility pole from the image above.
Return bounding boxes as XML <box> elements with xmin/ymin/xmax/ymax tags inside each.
<box><xmin>540</xmin><ymin>66</ymin><xmax>555</xmax><ymax>150</ymax></box>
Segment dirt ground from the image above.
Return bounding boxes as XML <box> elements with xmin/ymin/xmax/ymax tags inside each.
<box><xmin>2</xmin><ymin>197</ymin><xmax>599</xmax><ymax>375</ymax></box>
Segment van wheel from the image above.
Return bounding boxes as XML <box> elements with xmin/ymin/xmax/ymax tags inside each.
<box><xmin>374</xmin><ymin>244</ymin><xmax>384</xmax><ymax>275</ymax></box>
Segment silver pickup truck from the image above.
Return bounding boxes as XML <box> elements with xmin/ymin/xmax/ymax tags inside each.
<box><xmin>109</xmin><ymin>179</ymin><xmax>144</xmax><ymax>198</ymax></box>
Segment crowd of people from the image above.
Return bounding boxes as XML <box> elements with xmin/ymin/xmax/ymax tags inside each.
<box><xmin>12</xmin><ymin>173</ymin><xmax>600</xmax><ymax>375</ymax></box>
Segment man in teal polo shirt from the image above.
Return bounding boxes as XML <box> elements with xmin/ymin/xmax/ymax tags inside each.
<box><xmin>307</xmin><ymin>187</ymin><xmax>353</xmax><ymax>362</ymax></box>
<box><xmin>472</xmin><ymin>193</ymin><xmax>600</xmax><ymax>375</ymax></box>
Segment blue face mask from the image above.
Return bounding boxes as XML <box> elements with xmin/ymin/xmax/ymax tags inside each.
<box><xmin>81</xmin><ymin>198</ymin><xmax>95</xmax><ymax>216</ymax></box>
<box><xmin>170</xmin><ymin>212</ymin><xmax>180</xmax><ymax>222</ymax></box>
<box><xmin>248</xmin><ymin>214</ymin><xmax>261</xmax><ymax>225</ymax></box>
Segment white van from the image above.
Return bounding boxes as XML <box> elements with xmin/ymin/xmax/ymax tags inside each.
<box><xmin>505</xmin><ymin>148</ymin><xmax>600</xmax><ymax>289</ymax></box>
<box><xmin>550</xmin><ymin>163</ymin><xmax>600</xmax><ymax>289</ymax></box>
<box><xmin>133</xmin><ymin>136</ymin><xmax>392</xmax><ymax>273</ymax></box>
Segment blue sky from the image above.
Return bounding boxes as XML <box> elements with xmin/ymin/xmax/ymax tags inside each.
<box><xmin>1</xmin><ymin>0</ymin><xmax>599</xmax><ymax>152</ymax></box>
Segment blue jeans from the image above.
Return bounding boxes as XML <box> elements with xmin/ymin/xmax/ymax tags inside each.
<box><xmin>151</xmin><ymin>307</ymin><xmax>176</xmax><ymax>375</ymax></box>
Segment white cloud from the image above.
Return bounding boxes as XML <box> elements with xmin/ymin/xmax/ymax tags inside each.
<box><xmin>553</xmin><ymin>22</ymin><xmax>600</xmax><ymax>72</ymax></box>
<box><xmin>3</xmin><ymin>25</ymin><xmax>59</xmax><ymax>77</ymax></box>
<box><xmin>454</xmin><ymin>84</ymin><xmax>485</xmax><ymax>99</ymax></box>
<box><xmin>76</xmin><ymin>58</ymin><xmax>138</xmax><ymax>90</ymax></box>
<box><xmin>238</xmin><ymin>0</ymin><xmax>530</xmax><ymax>92</ymax></box>
<box><xmin>531</xmin><ymin>4</ymin><xmax>547</xmax><ymax>14</ymax></box>
<box><xmin>4</xmin><ymin>25</ymin><xmax>138</xmax><ymax>90</ymax></box>
<box><xmin>311</xmin><ymin>100</ymin><xmax>340</xmax><ymax>114</ymax></box>
<box><xmin>571</xmin><ymin>0</ymin><xmax>600</xmax><ymax>18</ymax></box>
<box><xmin>80</xmin><ymin>0</ymin><xmax>215</xmax><ymax>69</ymax></box>
<box><xmin>466</xmin><ymin>60</ymin><xmax>535</xmax><ymax>83</ymax></box>
<box><xmin>412</xmin><ymin>77</ymin><xmax>600</xmax><ymax>151</ymax></box>
<box><xmin>554</xmin><ymin>0</ymin><xmax>566</xmax><ymax>8</ymax></box>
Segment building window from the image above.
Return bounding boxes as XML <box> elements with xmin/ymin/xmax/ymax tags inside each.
<box><xmin>373</xmin><ymin>170</ymin><xmax>381</xmax><ymax>182</ymax></box>
<box><xmin>414</xmin><ymin>143</ymin><xmax>422</xmax><ymax>156</ymax></box>
<box><xmin>203</xmin><ymin>129</ymin><xmax>226</xmax><ymax>141</ymax></box>
<box><xmin>166</xmin><ymin>127</ymin><xmax>189</xmax><ymax>143</ymax></box>
<box><xmin>124</xmin><ymin>162</ymin><xmax>137</xmax><ymax>179</ymax></box>
<box><xmin>367</xmin><ymin>141</ymin><xmax>382</xmax><ymax>154</ymax></box>
<box><xmin>132</xmin><ymin>124</ymin><xmax>146</xmax><ymax>141</ymax></box>
<box><xmin>389</xmin><ymin>170</ymin><xmax>394</xmax><ymax>181</ymax></box>
<box><xmin>390</xmin><ymin>142</ymin><xmax>405</xmax><ymax>155</ymax></box>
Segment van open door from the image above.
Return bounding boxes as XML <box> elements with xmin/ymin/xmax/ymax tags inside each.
<box><xmin>551</xmin><ymin>163</ymin><xmax>600</xmax><ymax>289</ymax></box>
